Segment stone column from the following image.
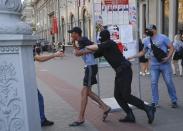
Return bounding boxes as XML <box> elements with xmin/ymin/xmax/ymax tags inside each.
<box><xmin>157</xmin><ymin>0</ymin><xmax>163</xmax><ymax>34</ymax></box>
<box><xmin>0</xmin><ymin>0</ymin><xmax>41</xmax><ymax>131</ymax></box>
<box><xmin>169</xmin><ymin>0</ymin><xmax>177</xmax><ymax>41</ymax></box>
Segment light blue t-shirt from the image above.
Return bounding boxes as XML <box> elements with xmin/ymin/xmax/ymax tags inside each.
<box><xmin>80</xmin><ymin>49</ymin><xmax>96</xmax><ymax>66</ymax></box>
<box><xmin>143</xmin><ymin>34</ymin><xmax>171</xmax><ymax>66</ymax></box>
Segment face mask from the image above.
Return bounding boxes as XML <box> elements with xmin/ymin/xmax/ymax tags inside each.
<box><xmin>146</xmin><ymin>30</ymin><xmax>154</xmax><ymax>37</ymax></box>
<box><xmin>99</xmin><ymin>38</ymin><xmax>106</xmax><ymax>43</ymax></box>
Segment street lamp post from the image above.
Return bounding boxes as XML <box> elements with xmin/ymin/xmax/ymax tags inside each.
<box><xmin>0</xmin><ymin>0</ymin><xmax>41</xmax><ymax>131</ymax></box>
<box><xmin>136</xmin><ymin>0</ymin><xmax>142</xmax><ymax>99</ymax></box>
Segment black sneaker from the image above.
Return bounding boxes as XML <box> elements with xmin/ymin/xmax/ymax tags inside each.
<box><xmin>145</xmin><ymin>105</ymin><xmax>156</xmax><ymax>124</ymax></box>
<box><xmin>171</xmin><ymin>102</ymin><xmax>178</xmax><ymax>108</ymax></box>
<box><xmin>119</xmin><ymin>111</ymin><xmax>136</xmax><ymax>123</ymax></box>
<box><xmin>151</xmin><ymin>103</ymin><xmax>160</xmax><ymax>108</ymax></box>
<box><xmin>41</xmin><ymin>119</ymin><xmax>54</xmax><ymax>127</ymax></box>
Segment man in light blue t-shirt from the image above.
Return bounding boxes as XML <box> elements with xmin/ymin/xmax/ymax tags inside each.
<box><xmin>129</xmin><ymin>24</ymin><xmax>178</xmax><ymax>108</ymax></box>
<box><xmin>68</xmin><ymin>27</ymin><xmax>111</xmax><ymax>127</ymax></box>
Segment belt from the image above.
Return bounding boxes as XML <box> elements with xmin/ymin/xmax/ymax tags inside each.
<box><xmin>115</xmin><ymin>61</ymin><xmax>131</xmax><ymax>74</ymax></box>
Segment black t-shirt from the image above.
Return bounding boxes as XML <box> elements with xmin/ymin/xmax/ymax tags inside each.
<box><xmin>94</xmin><ymin>40</ymin><xmax>128</xmax><ymax>69</ymax></box>
<box><xmin>78</xmin><ymin>37</ymin><xmax>94</xmax><ymax>49</ymax></box>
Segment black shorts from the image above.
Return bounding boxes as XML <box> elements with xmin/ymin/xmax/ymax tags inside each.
<box><xmin>83</xmin><ymin>65</ymin><xmax>98</xmax><ymax>87</ymax></box>
<box><xmin>173</xmin><ymin>52</ymin><xmax>182</xmax><ymax>60</ymax></box>
<box><xmin>139</xmin><ymin>56</ymin><xmax>148</xmax><ymax>63</ymax></box>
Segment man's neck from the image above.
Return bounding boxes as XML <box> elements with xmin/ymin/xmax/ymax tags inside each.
<box><xmin>152</xmin><ymin>33</ymin><xmax>158</xmax><ymax>38</ymax></box>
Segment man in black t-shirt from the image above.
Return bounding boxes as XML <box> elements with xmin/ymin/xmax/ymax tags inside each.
<box><xmin>86</xmin><ymin>30</ymin><xmax>156</xmax><ymax>124</ymax></box>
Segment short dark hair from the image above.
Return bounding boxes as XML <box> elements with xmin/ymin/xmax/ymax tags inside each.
<box><xmin>68</xmin><ymin>27</ymin><xmax>82</xmax><ymax>36</ymax></box>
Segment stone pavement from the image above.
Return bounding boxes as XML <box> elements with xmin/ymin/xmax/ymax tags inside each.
<box><xmin>37</xmin><ymin>79</ymin><xmax>98</xmax><ymax>131</ymax></box>
<box><xmin>36</xmin><ymin>53</ymin><xmax>183</xmax><ymax>131</ymax></box>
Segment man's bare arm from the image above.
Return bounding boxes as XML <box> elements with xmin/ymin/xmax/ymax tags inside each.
<box><xmin>128</xmin><ymin>49</ymin><xmax>146</xmax><ymax>60</ymax></box>
<box><xmin>74</xmin><ymin>49</ymin><xmax>93</xmax><ymax>57</ymax></box>
<box><xmin>162</xmin><ymin>42</ymin><xmax>175</xmax><ymax>63</ymax></box>
<box><xmin>86</xmin><ymin>44</ymin><xmax>99</xmax><ymax>51</ymax></box>
<box><xmin>34</xmin><ymin>52</ymin><xmax>64</xmax><ymax>62</ymax></box>
<box><xmin>167</xmin><ymin>42</ymin><xmax>175</xmax><ymax>58</ymax></box>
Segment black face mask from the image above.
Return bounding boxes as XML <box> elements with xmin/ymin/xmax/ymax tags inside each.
<box><xmin>99</xmin><ymin>37</ymin><xmax>107</xmax><ymax>43</ymax></box>
<box><xmin>146</xmin><ymin>30</ymin><xmax>154</xmax><ymax>37</ymax></box>
<box><xmin>99</xmin><ymin>35</ymin><xmax>110</xmax><ymax>43</ymax></box>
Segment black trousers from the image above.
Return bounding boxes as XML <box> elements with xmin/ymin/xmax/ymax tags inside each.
<box><xmin>114</xmin><ymin>66</ymin><xmax>146</xmax><ymax>114</ymax></box>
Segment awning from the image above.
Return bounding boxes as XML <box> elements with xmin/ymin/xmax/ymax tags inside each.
<box><xmin>103</xmin><ymin>0</ymin><xmax>129</xmax><ymax>5</ymax></box>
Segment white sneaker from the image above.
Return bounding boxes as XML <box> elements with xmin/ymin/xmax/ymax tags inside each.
<box><xmin>140</xmin><ymin>72</ymin><xmax>146</xmax><ymax>76</ymax></box>
<box><xmin>146</xmin><ymin>71</ymin><xmax>150</xmax><ymax>75</ymax></box>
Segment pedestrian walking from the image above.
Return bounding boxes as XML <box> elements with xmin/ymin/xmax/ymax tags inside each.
<box><xmin>33</xmin><ymin>46</ymin><xmax>64</xmax><ymax>126</ymax></box>
<box><xmin>86</xmin><ymin>30</ymin><xmax>156</xmax><ymax>124</ymax></box>
<box><xmin>171</xmin><ymin>34</ymin><xmax>183</xmax><ymax>76</ymax></box>
<box><xmin>68</xmin><ymin>27</ymin><xmax>111</xmax><ymax>127</ymax></box>
<box><xmin>129</xmin><ymin>24</ymin><xmax>178</xmax><ymax>108</ymax></box>
<box><xmin>139</xmin><ymin>39</ymin><xmax>150</xmax><ymax>76</ymax></box>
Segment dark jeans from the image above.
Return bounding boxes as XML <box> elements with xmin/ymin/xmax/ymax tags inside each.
<box><xmin>38</xmin><ymin>89</ymin><xmax>46</xmax><ymax>124</ymax></box>
<box><xmin>114</xmin><ymin>66</ymin><xmax>145</xmax><ymax>114</ymax></box>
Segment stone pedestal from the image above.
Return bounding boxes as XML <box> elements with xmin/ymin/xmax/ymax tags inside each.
<box><xmin>0</xmin><ymin>0</ymin><xmax>41</xmax><ymax>131</ymax></box>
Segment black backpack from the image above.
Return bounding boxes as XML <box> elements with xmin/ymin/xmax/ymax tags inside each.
<box><xmin>150</xmin><ymin>38</ymin><xmax>167</xmax><ymax>62</ymax></box>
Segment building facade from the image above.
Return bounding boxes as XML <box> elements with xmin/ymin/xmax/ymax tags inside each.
<box><xmin>31</xmin><ymin>0</ymin><xmax>94</xmax><ymax>45</ymax></box>
<box><xmin>25</xmin><ymin>0</ymin><xmax>183</xmax><ymax>44</ymax></box>
<box><xmin>139</xmin><ymin>0</ymin><xmax>183</xmax><ymax>40</ymax></box>
<box><xmin>22</xmin><ymin>0</ymin><xmax>36</xmax><ymax>32</ymax></box>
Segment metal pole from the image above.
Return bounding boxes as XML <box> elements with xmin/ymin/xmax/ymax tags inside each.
<box><xmin>91</xmin><ymin>0</ymin><xmax>101</xmax><ymax>97</ymax></box>
<box><xmin>136</xmin><ymin>0</ymin><xmax>142</xmax><ymax>99</ymax></box>
<box><xmin>77</xmin><ymin>2</ymin><xmax>80</xmax><ymax>26</ymax></box>
<box><xmin>65</xmin><ymin>0</ymin><xmax>69</xmax><ymax>44</ymax></box>
<box><xmin>57</xmin><ymin>0</ymin><xmax>61</xmax><ymax>42</ymax></box>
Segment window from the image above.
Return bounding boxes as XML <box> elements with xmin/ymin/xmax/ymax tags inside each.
<box><xmin>162</xmin><ymin>0</ymin><xmax>169</xmax><ymax>36</ymax></box>
<box><xmin>177</xmin><ymin>0</ymin><xmax>183</xmax><ymax>33</ymax></box>
<box><xmin>83</xmin><ymin>9</ymin><xmax>88</xmax><ymax>37</ymax></box>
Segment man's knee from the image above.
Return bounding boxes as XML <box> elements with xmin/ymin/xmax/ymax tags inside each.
<box><xmin>81</xmin><ymin>87</ymin><xmax>90</xmax><ymax>96</ymax></box>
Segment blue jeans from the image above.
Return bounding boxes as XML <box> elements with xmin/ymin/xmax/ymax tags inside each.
<box><xmin>38</xmin><ymin>90</ymin><xmax>46</xmax><ymax>124</ymax></box>
<box><xmin>150</xmin><ymin>63</ymin><xmax>177</xmax><ymax>104</ymax></box>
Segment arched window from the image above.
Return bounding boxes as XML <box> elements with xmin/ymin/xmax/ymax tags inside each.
<box><xmin>61</xmin><ymin>17</ymin><xmax>65</xmax><ymax>43</ymax></box>
<box><xmin>83</xmin><ymin>9</ymin><xmax>88</xmax><ymax>37</ymax></box>
<box><xmin>71</xmin><ymin>14</ymin><xmax>74</xmax><ymax>29</ymax></box>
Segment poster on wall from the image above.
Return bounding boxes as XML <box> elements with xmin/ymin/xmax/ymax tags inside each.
<box><xmin>95</xmin><ymin>0</ymin><xmax>137</xmax><ymax>64</ymax></box>
<box><xmin>102</xmin><ymin>1</ymin><xmax>130</xmax><ymax>25</ymax></box>
<box><xmin>120</xmin><ymin>25</ymin><xmax>133</xmax><ymax>43</ymax></box>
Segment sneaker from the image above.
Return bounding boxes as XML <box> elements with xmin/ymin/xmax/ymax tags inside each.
<box><xmin>171</xmin><ymin>102</ymin><xmax>178</xmax><ymax>108</ymax></box>
<box><xmin>41</xmin><ymin>119</ymin><xmax>54</xmax><ymax>127</ymax></box>
<box><xmin>151</xmin><ymin>103</ymin><xmax>160</xmax><ymax>108</ymax></box>
<box><xmin>146</xmin><ymin>71</ymin><xmax>150</xmax><ymax>75</ymax></box>
<box><xmin>119</xmin><ymin>110</ymin><xmax>136</xmax><ymax>123</ymax></box>
<box><xmin>145</xmin><ymin>105</ymin><xmax>156</xmax><ymax>124</ymax></box>
<box><xmin>140</xmin><ymin>72</ymin><xmax>146</xmax><ymax>76</ymax></box>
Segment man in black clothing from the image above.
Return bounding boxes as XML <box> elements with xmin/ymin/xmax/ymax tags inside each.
<box><xmin>86</xmin><ymin>30</ymin><xmax>156</xmax><ymax>124</ymax></box>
